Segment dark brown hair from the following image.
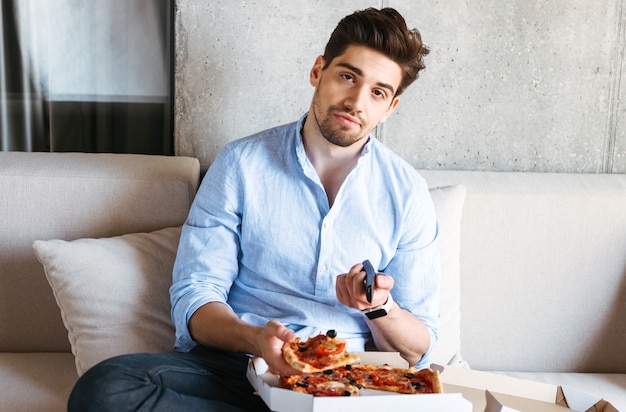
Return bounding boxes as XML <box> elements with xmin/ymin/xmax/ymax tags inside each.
<box><xmin>323</xmin><ymin>8</ymin><xmax>429</xmax><ymax>96</ymax></box>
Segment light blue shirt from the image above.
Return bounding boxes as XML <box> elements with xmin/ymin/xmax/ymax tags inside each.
<box><xmin>170</xmin><ymin>115</ymin><xmax>441</xmax><ymax>367</ymax></box>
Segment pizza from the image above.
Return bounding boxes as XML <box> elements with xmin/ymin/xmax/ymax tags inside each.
<box><xmin>350</xmin><ymin>364</ymin><xmax>443</xmax><ymax>394</ymax></box>
<box><xmin>279</xmin><ymin>331</ymin><xmax>442</xmax><ymax>396</ymax></box>
<box><xmin>279</xmin><ymin>363</ymin><xmax>443</xmax><ymax>396</ymax></box>
<box><xmin>279</xmin><ymin>366</ymin><xmax>361</xmax><ymax>396</ymax></box>
<box><xmin>281</xmin><ymin>330</ymin><xmax>361</xmax><ymax>373</ymax></box>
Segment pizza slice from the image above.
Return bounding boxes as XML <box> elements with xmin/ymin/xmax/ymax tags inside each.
<box><xmin>279</xmin><ymin>368</ymin><xmax>361</xmax><ymax>396</ymax></box>
<box><xmin>281</xmin><ymin>330</ymin><xmax>361</xmax><ymax>373</ymax></box>
<box><xmin>351</xmin><ymin>364</ymin><xmax>443</xmax><ymax>394</ymax></box>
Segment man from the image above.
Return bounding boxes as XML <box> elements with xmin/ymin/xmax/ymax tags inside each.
<box><xmin>68</xmin><ymin>7</ymin><xmax>439</xmax><ymax>411</ymax></box>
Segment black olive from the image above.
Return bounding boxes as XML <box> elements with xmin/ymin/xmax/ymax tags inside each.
<box><xmin>411</xmin><ymin>381</ymin><xmax>422</xmax><ymax>389</ymax></box>
<box><xmin>344</xmin><ymin>364</ymin><xmax>352</xmax><ymax>370</ymax></box>
<box><xmin>323</xmin><ymin>369</ymin><xmax>333</xmax><ymax>375</ymax></box>
<box><xmin>404</xmin><ymin>373</ymin><xmax>415</xmax><ymax>379</ymax></box>
<box><xmin>326</xmin><ymin>329</ymin><xmax>337</xmax><ymax>338</ymax></box>
<box><xmin>342</xmin><ymin>391</ymin><xmax>351</xmax><ymax>396</ymax></box>
<box><xmin>296</xmin><ymin>381</ymin><xmax>309</xmax><ymax>388</ymax></box>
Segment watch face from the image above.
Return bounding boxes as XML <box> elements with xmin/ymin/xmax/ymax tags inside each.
<box><xmin>365</xmin><ymin>308</ymin><xmax>388</xmax><ymax>320</ymax></box>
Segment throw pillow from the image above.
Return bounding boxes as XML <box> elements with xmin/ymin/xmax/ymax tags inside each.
<box><xmin>33</xmin><ymin>226</ymin><xmax>180</xmax><ymax>376</ymax></box>
<box><xmin>427</xmin><ymin>184</ymin><xmax>467</xmax><ymax>367</ymax></box>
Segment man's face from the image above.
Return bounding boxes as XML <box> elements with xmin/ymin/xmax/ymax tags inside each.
<box><xmin>309</xmin><ymin>45</ymin><xmax>402</xmax><ymax>147</ymax></box>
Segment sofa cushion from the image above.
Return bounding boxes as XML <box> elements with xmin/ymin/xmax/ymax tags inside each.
<box><xmin>33</xmin><ymin>227</ymin><xmax>180</xmax><ymax>375</ymax></box>
<box><xmin>427</xmin><ymin>185</ymin><xmax>467</xmax><ymax>367</ymax></box>
<box><xmin>420</xmin><ymin>171</ymin><xmax>626</xmax><ymax>373</ymax></box>
<box><xmin>0</xmin><ymin>152</ymin><xmax>199</xmax><ymax>353</ymax></box>
<box><xmin>0</xmin><ymin>352</ymin><xmax>77</xmax><ymax>412</ymax></box>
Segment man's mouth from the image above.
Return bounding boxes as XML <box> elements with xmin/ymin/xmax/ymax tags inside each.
<box><xmin>333</xmin><ymin>112</ymin><xmax>361</xmax><ymax>128</ymax></box>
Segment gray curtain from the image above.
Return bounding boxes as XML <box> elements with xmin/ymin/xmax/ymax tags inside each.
<box><xmin>0</xmin><ymin>0</ymin><xmax>45</xmax><ymax>150</ymax></box>
<box><xmin>0</xmin><ymin>0</ymin><xmax>172</xmax><ymax>154</ymax></box>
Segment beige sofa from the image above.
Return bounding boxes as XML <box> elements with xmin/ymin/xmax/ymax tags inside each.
<box><xmin>0</xmin><ymin>152</ymin><xmax>200</xmax><ymax>411</ymax></box>
<box><xmin>420</xmin><ymin>170</ymin><xmax>626</xmax><ymax>410</ymax></box>
<box><xmin>1</xmin><ymin>151</ymin><xmax>625</xmax><ymax>411</ymax></box>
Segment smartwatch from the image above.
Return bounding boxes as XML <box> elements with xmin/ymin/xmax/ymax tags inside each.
<box><xmin>361</xmin><ymin>294</ymin><xmax>394</xmax><ymax>320</ymax></box>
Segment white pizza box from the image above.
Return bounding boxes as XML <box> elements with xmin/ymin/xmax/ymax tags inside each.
<box><xmin>246</xmin><ymin>352</ymin><xmax>472</xmax><ymax>412</ymax></box>
<box><xmin>437</xmin><ymin>365</ymin><xmax>619</xmax><ymax>412</ymax></box>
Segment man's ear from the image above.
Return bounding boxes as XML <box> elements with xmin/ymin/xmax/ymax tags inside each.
<box><xmin>380</xmin><ymin>97</ymin><xmax>401</xmax><ymax>122</ymax></box>
<box><xmin>310</xmin><ymin>55</ymin><xmax>325</xmax><ymax>87</ymax></box>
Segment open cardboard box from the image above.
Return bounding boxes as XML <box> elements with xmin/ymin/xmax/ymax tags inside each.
<box><xmin>246</xmin><ymin>352</ymin><xmax>472</xmax><ymax>412</ymax></box>
<box><xmin>247</xmin><ymin>351</ymin><xmax>619</xmax><ymax>412</ymax></box>
<box><xmin>437</xmin><ymin>365</ymin><xmax>619</xmax><ymax>412</ymax></box>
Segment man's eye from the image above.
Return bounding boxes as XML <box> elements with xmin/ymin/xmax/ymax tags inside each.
<box><xmin>341</xmin><ymin>74</ymin><xmax>353</xmax><ymax>81</ymax></box>
<box><xmin>373</xmin><ymin>89</ymin><xmax>386</xmax><ymax>99</ymax></box>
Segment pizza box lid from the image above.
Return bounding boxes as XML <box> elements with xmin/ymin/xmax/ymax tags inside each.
<box><xmin>246</xmin><ymin>352</ymin><xmax>472</xmax><ymax>412</ymax></box>
<box><xmin>436</xmin><ymin>365</ymin><xmax>619</xmax><ymax>412</ymax></box>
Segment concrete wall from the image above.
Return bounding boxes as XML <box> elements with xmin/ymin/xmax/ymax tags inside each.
<box><xmin>174</xmin><ymin>0</ymin><xmax>625</xmax><ymax>173</ymax></box>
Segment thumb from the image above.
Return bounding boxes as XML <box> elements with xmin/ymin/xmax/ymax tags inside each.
<box><xmin>375</xmin><ymin>273</ymin><xmax>394</xmax><ymax>291</ymax></box>
<box><xmin>267</xmin><ymin>320</ymin><xmax>296</xmax><ymax>343</ymax></box>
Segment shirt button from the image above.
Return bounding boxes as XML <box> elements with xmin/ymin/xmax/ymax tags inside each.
<box><xmin>319</xmin><ymin>265</ymin><xmax>327</xmax><ymax>273</ymax></box>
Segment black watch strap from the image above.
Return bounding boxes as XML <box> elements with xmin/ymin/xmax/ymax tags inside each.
<box><xmin>361</xmin><ymin>294</ymin><xmax>393</xmax><ymax>320</ymax></box>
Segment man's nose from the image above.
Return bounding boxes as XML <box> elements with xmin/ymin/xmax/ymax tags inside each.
<box><xmin>344</xmin><ymin>86</ymin><xmax>368</xmax><ymax>112</ymax></box>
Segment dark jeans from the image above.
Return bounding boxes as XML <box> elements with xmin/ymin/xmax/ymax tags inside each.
<box><xmin>68</xmin><ymin>346</ymin><xmax>271</xmax><ymax>412</ymax></box>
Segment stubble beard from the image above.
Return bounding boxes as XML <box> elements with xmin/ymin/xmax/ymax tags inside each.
<box><xmin>311</xmin><ymin>90</ymin><xmax>368</xmax><ymax>148</ymax></box>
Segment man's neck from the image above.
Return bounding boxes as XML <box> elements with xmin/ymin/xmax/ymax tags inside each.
<box><xmin>301</xmin><ymin>115</ymin><xmax>366</xmax><ymax>206</ymax></box>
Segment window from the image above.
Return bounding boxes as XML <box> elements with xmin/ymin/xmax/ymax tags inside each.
<box><xmin>1</xmin><ymin>0</ymin><xmax>173</xmax><ymax>154</ymax></box>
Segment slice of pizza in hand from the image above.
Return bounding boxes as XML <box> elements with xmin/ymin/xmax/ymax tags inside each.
<box><xmin>282</xmin><ymin>330</ymin><xmax>361</xmax><ymax>373</ymax></box>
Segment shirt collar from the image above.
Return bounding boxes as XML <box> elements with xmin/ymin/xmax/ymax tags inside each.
<box><xmin>295</xmin><ymin>114</ymin><xmax>317</xmax><ymax>180</ymax></box>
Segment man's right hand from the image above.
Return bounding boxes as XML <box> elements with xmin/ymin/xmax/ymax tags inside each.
<box><xmin>257</xmin><ymin>320</ymin><xmax>301</xmax><ymax>376</ymax></box>
<box><xmin>189</xmin><ymin>302</ymin><xmax>302</xmax><ymax>376</ymax></box>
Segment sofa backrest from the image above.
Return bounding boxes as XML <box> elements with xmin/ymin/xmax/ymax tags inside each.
<box><xmin>0</xmin><ymin>152</ymin><xmax>200</xmax><ymax>352</ymax></box>
<box><xmin>420</xmin><ymin>170</ymin><xmax>626</xmax><ymax>373</ymax></box>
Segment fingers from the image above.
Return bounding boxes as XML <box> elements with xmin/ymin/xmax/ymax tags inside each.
<box><xmin>335</xmin><ymin>264</ymin><xmax>365</xmax><ymax>307</ymax></box>
<box><xmin>374</xmin><ymin>273</ymin><xmax>394</xmax><ymax>290</ymax></box>
<box><xmin>336</xmin><ymin>263</ymin><xmax>393</xmax><ymax>309</ymax></box>
<box><xmin>259</xmin><ymin>321</ymin><xmax>301</xmax><ymax>376</ymax></box>
<box><xmin>266</xmin><ymin>319</ymin><xmax>296</xmax><ymax>343</ymax></box>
